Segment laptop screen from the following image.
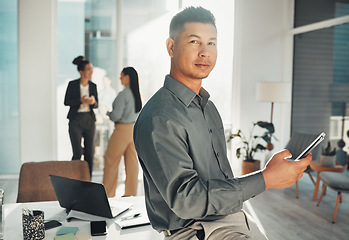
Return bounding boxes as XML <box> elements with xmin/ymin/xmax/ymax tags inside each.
<box><xmin>49</xmin><ymin>175</ymin><xmax>113</xmax><ymax>218</ymax></box>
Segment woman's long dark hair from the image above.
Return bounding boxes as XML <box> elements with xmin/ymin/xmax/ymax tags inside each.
<box><xmin>122</xmin><ymin>67</ymin><xmax>142</xmax><ymax>113</ymax></box>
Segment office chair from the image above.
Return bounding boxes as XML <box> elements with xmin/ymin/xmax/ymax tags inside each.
<box><xmin>17</xmin><ymin>160</ymin><xmax>90</xmax><ymax>203</ymax></box>
<box><xmin>285</xmin><ymin>132</ymin><xmax>321</xmax><ymax>198</ymax></box>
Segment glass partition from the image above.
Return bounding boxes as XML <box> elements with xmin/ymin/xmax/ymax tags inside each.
<box><xmin>292</xmin><ymin>6</ymin><xmax>349</xmax><ymax>153</ymax></box>
<box><xmin>0</xmin><ymin>1</ymin><xmax>19</xmax><ymax>174</ymax></box>
<box><xmin>294</xmin><ymin>0</ymin><xmax>349</xmax><ymax>27</ymax></box>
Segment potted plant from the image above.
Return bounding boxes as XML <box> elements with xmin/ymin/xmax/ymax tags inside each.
<box><xmin>228</xmin><ymin>121</ymin><xmax>275</xmax><ymax>175</ymax></box>
<box><xmin>320</xmin><ymin>141</ymin><xmax>336</xmax><ymax>167</ymax></box>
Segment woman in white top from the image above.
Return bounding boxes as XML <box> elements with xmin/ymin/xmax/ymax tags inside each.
<box><xmin>103</xmin><ymin>67</ymin><xmax>142</xmax><ymax>197</ymax></box>
<box><xmin>64</xmin><ymin>56</ymin><xmax>98</xmax><ymax>176</ymax></box>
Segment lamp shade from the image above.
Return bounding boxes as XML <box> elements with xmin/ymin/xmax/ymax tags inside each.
<box><xmin>256</xmin><ymin>81</ymin><xmax>291</xmax><ymax>103</ymax></box>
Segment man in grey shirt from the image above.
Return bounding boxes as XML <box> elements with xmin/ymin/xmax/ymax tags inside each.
<box><xmin>134</xmin><ymin>6</ymin><xmax>311</xmax><ymax>240</ymax></box>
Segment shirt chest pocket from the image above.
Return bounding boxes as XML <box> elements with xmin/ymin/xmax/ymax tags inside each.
<box><xmin>210</xmin><ymin>125</ymin><xmax>225</xmax><ymax>154</ymax></box>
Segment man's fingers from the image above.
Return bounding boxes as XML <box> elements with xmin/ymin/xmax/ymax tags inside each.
<box><xmin>276</xmin><ymin>149</ymin><xmax>292</xmax><ymax>160</ymax></box>
<box><xmin>293</xmin><ymin>153</ymin><xmax>311</xmax><ymax>174</ymax></box>
<box><xmin>300</xmin><ymin>152</ymin><xmax>312</xmax><ymax>165</ymax></box>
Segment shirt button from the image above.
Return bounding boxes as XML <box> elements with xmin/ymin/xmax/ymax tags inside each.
<box><xmin>209</xmin><ymin>129</ymin><xmax>213</xmax><ymax>133</ymax></box>
<box><xmin>216</xmin><ymin>152</ymin><xmax>220</xmax><ymax>158</ymax></box>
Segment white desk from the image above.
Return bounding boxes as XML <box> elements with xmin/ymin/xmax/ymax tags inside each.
<box><xmin>4</xmin><ymin>196</ymin><xmax>163</xmax><ymax>239</ymax></box>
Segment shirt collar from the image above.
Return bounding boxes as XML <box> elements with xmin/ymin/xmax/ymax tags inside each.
<box><xmin>164</xmin><ymin>75</ymin><xmax>210</xmax><ymax>108</ymax></box>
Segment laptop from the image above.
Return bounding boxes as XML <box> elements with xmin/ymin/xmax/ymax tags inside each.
<box><xmin>49</xmin><ymin>175</ymin><xmax>132</xmax><ymax>218</ymax></box>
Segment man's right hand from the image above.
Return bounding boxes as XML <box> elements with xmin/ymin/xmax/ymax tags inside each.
<box><xmin>261</xmin><ymin>149</ymin><xmax>312</xmax><ymax>189</ymax></box>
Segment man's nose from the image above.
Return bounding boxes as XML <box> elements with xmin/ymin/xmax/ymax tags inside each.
<box><xmin>199</xmin><ymin>46</ymin><xmax>209</xmax><ymax>58</ymax></box>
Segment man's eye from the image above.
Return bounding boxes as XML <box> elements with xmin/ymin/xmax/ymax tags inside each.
<box><xmin>208</xmin><ymin>42</ymin><xmax>216</xmax><ymax>46</ymax></box>
<box><xmin>189</xmin><ymin>40</ymin><xmax>198</xmax><ymax>44</ymax></box>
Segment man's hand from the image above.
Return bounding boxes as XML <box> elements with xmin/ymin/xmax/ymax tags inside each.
<box><xmin>262</xmin><ymin>149</ymin><xmax>312</xmax><ymax>189</ymax></box>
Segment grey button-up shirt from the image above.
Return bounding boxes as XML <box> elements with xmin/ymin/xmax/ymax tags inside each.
<box><xmin>134</xmin><ymin>75</ymin><xmax>265</xmax><ymax>232</ymax></box>
<box><xmin>107</xmin><ymin>86</ymin><xmax>138</xmax><ymax>123</ymax></box>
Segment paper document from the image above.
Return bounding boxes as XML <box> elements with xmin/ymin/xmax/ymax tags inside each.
<box><xmin>67</xmin><ymin>210</ymin><xmax>107</xmax><ymax>221</ymax></box>
<box><xmin>108</xmin><ymin>198</ymin><xmax>133</xmax><ymax>217</ymax></box>
<box><xmin>67</xmin><ymin>199</ymin><xmax>133</xmax><ymax>221</ymax></box>
<box><xmin>114</xmin><ymin>208</ymin><xmax>150</xmax><ymax>229</ymax></box>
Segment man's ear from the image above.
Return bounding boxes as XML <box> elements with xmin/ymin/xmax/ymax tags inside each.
<box><xmin>166</xmin><ymin>38</ymin><xmax>174</xmax><ymax>57</ymax></box>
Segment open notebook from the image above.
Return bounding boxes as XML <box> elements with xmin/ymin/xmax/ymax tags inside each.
<box><xmin>114</xmin><ymin>207</ymin><xmax>150</xmax><ymax>229</ymax></box>
<box><xmin>49</xmin><ymin>175</ymin><xmax>132</xmax><ymax>219</ymax></box>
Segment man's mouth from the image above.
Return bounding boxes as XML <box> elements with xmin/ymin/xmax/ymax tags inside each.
<box><xmin>195</xmin><ymin>63</ymin><xmax>210</xmax><ymax>69</ymax></box>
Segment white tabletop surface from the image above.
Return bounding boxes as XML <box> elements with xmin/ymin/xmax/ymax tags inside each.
<box><xmin>3</xmin><ymin>196</ymin><xmax>163</xmax><ymax>239</ymax></box>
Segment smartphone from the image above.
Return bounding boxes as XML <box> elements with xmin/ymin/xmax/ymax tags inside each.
<box><xmin>294</xmin><ymin>132</ymin><xmax>326</xmax><ymax>160</ymax></box>
<box><xmin>90</xmin><ymin>221</ymin><xmax>107</xmax><ymax>236</ymax></box>
<box><xmin>44</xmin><ymin>220</ymin><xmax>62</xmax><ymax>230</ymax></box>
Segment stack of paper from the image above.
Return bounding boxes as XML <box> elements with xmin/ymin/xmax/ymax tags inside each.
<box><xmin>114</xmin><ymin>208</ymin><xmax>150</xmax><ymax>229</ymax></box>
<box><xmin>66</xmin><ymin>210</ymin><xmax>106</xmax><ymax>222</ymax></box>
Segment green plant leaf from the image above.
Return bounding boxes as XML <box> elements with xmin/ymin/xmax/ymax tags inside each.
<box><xmin>230</xmin><ymin>121</ymin><xmax>277</xmax><ymax>160</ymax></box>
<box><xmin>256</xmin><ymin>121</ymin><xmax>275</xmax><ymax>133</ymax></box>
<box><xmin>322</xmin><ymin>141</ymin><xmax>336</xmax><ymax>156</ymax></box>
<box><xmin>255</xmin><ymin>144</ymin><xmax>266</xmax><ymax>150</ymax></box>
<box><xmin>262</xmin><ymin>133</ymin><xmax>270</xmax><ymax>143</ymax></box>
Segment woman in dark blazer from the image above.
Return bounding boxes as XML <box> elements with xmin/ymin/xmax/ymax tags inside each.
<box><xmin>64</xmin><ymin>56</ymin><xmax>98</xmax><ymax>176</ymax></box>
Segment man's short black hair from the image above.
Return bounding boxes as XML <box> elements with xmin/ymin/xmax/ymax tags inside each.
<box><xmin>169</xmin><ymin>6</ymin><xmax>216</xmax><ymax>39</ymax></box>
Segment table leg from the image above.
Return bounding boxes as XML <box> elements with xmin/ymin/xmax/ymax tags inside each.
<box><xmin>312</xmin><ymin>172</ymin><xmax>321</xmax><ymax>201</ymax></box>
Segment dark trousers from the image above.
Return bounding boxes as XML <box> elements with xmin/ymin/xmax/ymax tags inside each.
<box><xmin>68</xmin><ymin>112</ymin><xmax>95</xmax><ymax>176</ymax></box>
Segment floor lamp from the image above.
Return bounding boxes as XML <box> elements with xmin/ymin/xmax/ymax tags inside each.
<box><xmin>256</xmin><ymin>81</ymin><xmax>291</xmax><ymax>150</ymax></box>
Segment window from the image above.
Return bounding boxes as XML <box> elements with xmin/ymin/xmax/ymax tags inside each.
<box><xmin>57</xmin><ymin>0</ymin><xmax>235</xmax><ymax>171</ymax></box>
<box><xmin>0</xmin><ymin>1</ymin><xmax>19</xmax><ymax>174</ymax></box>
<box><xmin>292</xmin><ymin>0</ymin><xmax>349</xmax><ymax>152</ymax></box>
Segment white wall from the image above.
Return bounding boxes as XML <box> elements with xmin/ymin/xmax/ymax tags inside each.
<box><xmin>233</xmin><ymin>0</ymin><xmax>294</xmax><ymax>163</ymax></box>
<box><xmin>18</xmin><ymin>0</ymin><xmax>57</xmax><ymax>163</ymax></box>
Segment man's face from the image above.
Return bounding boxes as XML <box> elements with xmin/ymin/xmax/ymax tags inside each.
<box><xmin>168</xmin><ymin>22</ymin><xmax>217</xmax><ymax>82</ymax></box>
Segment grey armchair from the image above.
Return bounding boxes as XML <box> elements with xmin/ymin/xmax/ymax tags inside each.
<box><xmin>317</xmin><ymin>171</ymin><xmax>349</xmax><ymax>223</ymax></box>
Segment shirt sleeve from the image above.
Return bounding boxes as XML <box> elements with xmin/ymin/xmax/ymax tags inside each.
<box><xmin>64</xmin><ymin>82</ymin><xmax>81</xmax><ymax>107</ymax></box>
<box><xmin>107</xmin><ymin>91</ymin><xmax>126</xmax><ymax>123</ymax></box>
<box><xmin>134</xmin><ymin>113</ymin><xmax>266</xmax><ymax>220</ymax></box>
<box><xmin>91</xmin><ymin>83</ymin><xmax>98</xmax><ymax>109</ymax></box>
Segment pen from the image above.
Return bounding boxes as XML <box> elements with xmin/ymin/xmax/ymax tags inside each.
<box><xmin>120</xmin><ymin>213</ymin><xmax>141</xmax><ymax>221</ymax></box>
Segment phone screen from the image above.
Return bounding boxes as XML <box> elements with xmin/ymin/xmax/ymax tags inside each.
<box><xmin>44</xmin><ymin>220</ymin><xmax>62</xmax><ymax>230</ymax></box>
<box><xmin>294</xmin><ymin>132</ymin><xmax>326</xmax><ymax>160</ymax></box>
<box><xmin>90</xmin><ymin>221</ymin><xmax>107</xmax><ymax>236</ymax></box>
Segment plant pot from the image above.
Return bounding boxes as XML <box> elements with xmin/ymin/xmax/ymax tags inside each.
<box><xmin>241</xmin><ymin>160</ymin><xmax>261</xmax><ymax>175</ymax></box>
<box><xmin>320</xmin><ymin>155</ymin><xmax>336</xmax><ymax>167</ymax></box>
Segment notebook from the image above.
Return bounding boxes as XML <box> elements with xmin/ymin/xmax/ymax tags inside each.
<box><xmin>49</xmin><ymin>175</ymin><xmax>132</xmax><ymax>218</ymax></box>
<box><xmin>114</xmin><ymin>208</ymin><xmax>150</xmax><ymax>229</ymax></box>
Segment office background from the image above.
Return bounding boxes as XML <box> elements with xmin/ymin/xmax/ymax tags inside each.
<box><xmin>1</xmin><ymin>0</ymin><xmax>349</xmax><ymax>174</ymax></box>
